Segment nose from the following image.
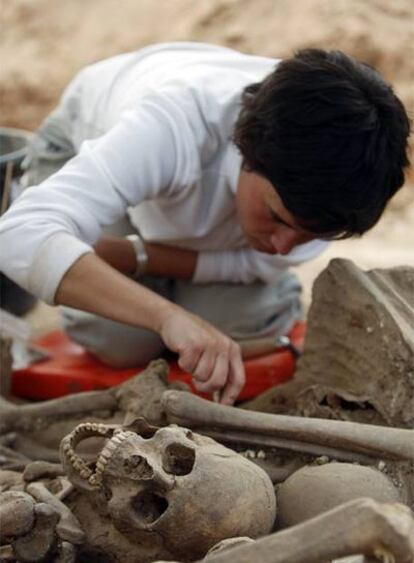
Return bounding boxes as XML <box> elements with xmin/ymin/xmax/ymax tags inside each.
<box><xmin>270</xmin><ymin>230</ymin><xmax>301</xmax><ymax>255</ymax></box>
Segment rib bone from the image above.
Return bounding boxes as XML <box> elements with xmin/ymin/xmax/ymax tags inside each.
<box><xmin>162</xmin><ymin>391</ymin><xmax>414</xmax><ymax>462</ymax></box>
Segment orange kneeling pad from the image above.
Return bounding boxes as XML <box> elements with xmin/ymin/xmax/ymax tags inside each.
<box><xmin>12</xmin><ymin>322</ymin><xmax>305</xmax><ymax>402</ymax></box>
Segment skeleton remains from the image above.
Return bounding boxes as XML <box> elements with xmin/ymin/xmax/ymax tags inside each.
<box><xmin>0</xmin><ymin>259</ymin><xmax>413</xmax><ymax>562</ymax></box>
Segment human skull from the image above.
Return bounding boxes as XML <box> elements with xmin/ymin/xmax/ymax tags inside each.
<box><xmin>61</xmin><ymin>420</ymin><xmax>276</xmax><ymax>561</ymax></box>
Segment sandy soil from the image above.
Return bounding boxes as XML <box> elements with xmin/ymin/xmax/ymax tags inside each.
<box><xmin>2</xmin><ymin>0</ymin><xmax>413</xmax><ymax>313</ymax></box>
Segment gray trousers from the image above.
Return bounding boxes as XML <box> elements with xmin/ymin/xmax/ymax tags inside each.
<box><xmin>26</xmin><ymin>96</ymin><xmax>303</xmax><ymax>368</ymax></box>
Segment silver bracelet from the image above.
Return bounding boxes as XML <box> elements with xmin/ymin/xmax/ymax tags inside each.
<box><xmin>126</xmin><ymin>234</ymin><xmax>148</xmax><ymax>278</ymax></box>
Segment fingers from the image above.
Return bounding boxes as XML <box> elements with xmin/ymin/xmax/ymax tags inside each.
<box><xmin>177</xmin><ymin>345</ymin><xmax>203</xmax><ymax>374</ymax></box>
<box><xmin>191</xmin><ymin>351</ymin><xmax>217</xmax><ymax>383</ymax></box>
<box><xmin>193</xmin><ymin>353</ymin><xmax>228</xmax><ymax>392</ymax></box>
<box><xmin>220</xmin><ymin>351</ymin><xmax>245</xmax><ymax>405</ymax></box>
<box><xmin>159</xmin><ymin>307</ymin><xmax>244</xmax><ymax>404</ymax></box>
<box><xmin>192</xmin><ymin>343</ymin><xmax>245</xmax><ymax>405</ymax></box>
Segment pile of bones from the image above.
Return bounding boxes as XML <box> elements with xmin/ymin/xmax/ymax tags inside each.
<box><xmin>0</xmin><ymin>259</ymin><xmax>413</xmax><ymax>563</ymax></box>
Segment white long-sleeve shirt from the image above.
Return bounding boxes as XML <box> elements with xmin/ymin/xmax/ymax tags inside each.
<box><xmin>0</xmin><ymin>42</ymin><xmax>328</xmax><ymax>304</ymax></box>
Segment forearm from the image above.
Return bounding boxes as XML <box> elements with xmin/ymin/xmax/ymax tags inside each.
<box><xmin>55</xmin><ymin>252</ymin><xmax>175</xmax><ymax>332</ymax></box>
<box><xmin>55</xmin><ymin>251</ymin><xmax>245</xmax><ymax>405</ymax></box>
<box><xmin>94</xmin><ymin>236</ymin><xmax>198</xmax><ymax>279</ymax></box>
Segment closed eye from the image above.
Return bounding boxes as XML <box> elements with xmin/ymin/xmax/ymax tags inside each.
<box><xmin>268</xmin><ymin>207</ymin><xmax>294</xmax><ymax>229</ymax></box>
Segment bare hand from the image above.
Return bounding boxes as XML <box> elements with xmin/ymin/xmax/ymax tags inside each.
<box><xmin>159</xmin><ymin>306</ymin><xmax>245</xmax><ymax>405</ymax></box>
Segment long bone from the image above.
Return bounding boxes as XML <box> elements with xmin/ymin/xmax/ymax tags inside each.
<box><xmin>0</xmin><ymin>392</ymin><xmax>117</xmax><ymax>435</ymax></box>
<box><xmin>195</xmin><ymin>499</ymin><xmax>414</xmax><ymax>563</ymax></box>
<box><xmin>205</xmin><ymin>429</ymin><xmax>376</xmax><ymax>464</ymax></box>
<box><xmin>162</xmin><ymin>391</ymin><xmax>414</xmax><ymax>462</ymax></box>
<box><xmin>0</xmin><ymin>359</ymin><xmax>171</xmax><ymax>438</ymax></box>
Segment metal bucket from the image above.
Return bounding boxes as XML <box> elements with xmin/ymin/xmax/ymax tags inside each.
<box><xmin>1</xmin><ymin>127</ymin><xmax>37</xmax><ymax>316</ymax></box>
<box><xmin>0</xmin><ymin>127</ymin><xmax>34</xmax><ymax>191</ymax></box>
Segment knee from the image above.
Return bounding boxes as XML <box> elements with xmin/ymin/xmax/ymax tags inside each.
<box><xmin>61</xmin><ymin>308</ymin><xmax>165</xmax><ymax>368</ymax></box>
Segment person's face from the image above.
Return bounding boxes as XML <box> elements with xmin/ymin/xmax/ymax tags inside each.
<box><xmin>236</xmin><ymin>169</ymin><xmax>317</xmax><ymax>255</ymax></box>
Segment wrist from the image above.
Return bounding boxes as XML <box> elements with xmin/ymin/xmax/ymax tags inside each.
<box><xmin>147</xmin><ymin>297</ymin><xmax>180</xmax><ymax>334</ymax></box>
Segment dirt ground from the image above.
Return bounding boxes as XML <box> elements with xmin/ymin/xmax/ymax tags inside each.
<box><xmin>1</xmin><ymin>0</ymin><xmax>413</xmax><ymax>317</ymax></box>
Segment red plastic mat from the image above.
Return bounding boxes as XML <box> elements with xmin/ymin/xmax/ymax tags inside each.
<box><xmin>12</xmin><ymin>322</ymin><xmax>305</xmax><ymax>401</ymax></box>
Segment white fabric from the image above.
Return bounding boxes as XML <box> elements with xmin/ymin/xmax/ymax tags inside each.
<box><xmin>0</xmin><ymin>42</ymin><xmax>329</xmax><ymax>304</ymax></box>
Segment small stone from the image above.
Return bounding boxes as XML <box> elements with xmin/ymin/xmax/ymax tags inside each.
<box><xmin>257</xmin><ymin>450</ymin><xmax>266</xmax><ymax>460</ymax></box>
<box><xmin>314</xmin><ymin>455</ymin><xmax>330</xmax><ymax>465</ymax></box>
<box><xmin>377</xmin><ymin>460</ymin><xmax>386</xmax><ymax>471</ymax></box>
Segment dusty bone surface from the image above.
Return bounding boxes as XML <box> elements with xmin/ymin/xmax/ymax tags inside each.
<box><xmin>1</xmin><ymin>259</ymin><xmax>413</xmax><ymax>562</ymax></box>
<box><xmin>162</xmin><ymin>390</ymin><xmax>414</xmax><ymax>463</ymax></box>
<box><xmin>0</xmin><ymin>359</ymin><xmax>184</xmax><ymax>461</ymax></box>
<box><xmin>0</xmin><ymin>419</ymin><xmax>276</xmax><ymax>562</ymax></box>
<box><xmin>157</xmin><ymin>498</ymin><xmax>414</xmax><ymax>563</ymax></box>
<box><xmin>57</xmin><ymin>420</ymin><xmax>276</xmax><ymax>562</ymax></box>
<box><xmin>275</xmin><ymin>462</ymin><xmax>402</xmax><ymax>528</ymax></box>
<box><xmin>244</xmin><ymin>259</ymin><xmax>414</xmax><ymax>428</ymax></box>
<box><xmin>162</xmin><ymin>390</ymin><xmax>414</xmax><ymax>509</ymax></box>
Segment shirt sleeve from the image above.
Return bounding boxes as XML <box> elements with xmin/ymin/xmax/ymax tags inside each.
<box><xmin>193</xmin><ymin>240</ymin><xmax>330</xmax><ymax>284</ymax></box>
<box><xmin>0</xmin><ymin>103</ymin><xmax>199</xmax><ymax>304</ymax></box>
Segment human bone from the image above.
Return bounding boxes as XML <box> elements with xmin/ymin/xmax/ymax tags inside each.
<box><xmin>0</xmin><ymin>359</ymin><xmax>185</xmax><ymax>463</ymax></box>
<box><xmin>23</xmin><ymin>460</ymin><xmax>65</xmax><ymax>482</ymax></box>
<box><xmin>26</xmin><ymin>481</ymin><xmax>85</xmax><ymax>544</ymax></box>
<box><xmin>276</xmin><ymin>462</ymin><xmax>402</xmax><ymax>528</ymax></box>
<box><xmin>1</xmin><ymin>260</ymin><xmax>413</xmax><ymax>561</ymax></box>
<box><xmin>152</xmin><ymin>499</ymin><xmax>414</xmax><ymax>563</ymax></box>
<box><xmin>12</xmin><ymin>501</ymin><xmax>60</xmax><ymax>562</ymax></box>
<box><xmin>59</xmin><ymin>420</ymin><xmax>276</xmax><ymax>562</ymax></box>
<box><xmin>0</xmin><ymin>469</ymin><xmax>25</xmax><ymax>493</ymax></box>
<box><xmin>162</xmin><ymin>390</ymin><xmax>414</xmax><ymax>463</ymax></box>
<box><xmin>0</xmin><ymin>490</ymin><xmax>35</xmax><ymax>540</ymax></box>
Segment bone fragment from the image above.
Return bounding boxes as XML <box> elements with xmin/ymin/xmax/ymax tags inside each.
<box><xmin>55</xmin><ymin>541</ymin><xmax>77</xmax><ymax>563</ymax></box>
<box><xmin>162</xmin><ymin>391</ymin><xmax>414</xmax><ymax>462</ymax></box>
<box><xmin>27</xmin><ymin>482</ymin><xmax>85</xmax><ymax>545</ymax></box>
<box><xmin>0</xmin><ymin>545</ymin><xmax>14</xmax><ymax>561</ymax></box>
<box><xmin>55</xmin><ymin>478</ymin><xmax>75</xmax><ymax>502</ymax></box>
<box><xmin>0</xmin><ymin>491</ymin><xmax>35</xmax><ymax>540</ymax></box>
<box><xmin>23</xmin><ymin>461</ymin><xmax>65</xmax><ymax>482</ymax></box>
<box><xmin>193</xmin><ymin>499</ymin><xmax>414</xmax><ymax>563</ymax></box>
<box><xmin>0</xmin><ymin>444</ymin><xmax>31</xmax><ymax>468</ymax></box>
<box><xmin>10</xmin><ymin>434</ymin><xmax>62</xmax><ymax>462</ymax></box>
<box><xmin>0</xmin><ymin>432</ymin><xmax>17</xmax><ymax>446</ymax></box>
<box><xmin>12</xmin><ymin>502</ymin><xmax>60</xmax><ymax>562</ymax></box>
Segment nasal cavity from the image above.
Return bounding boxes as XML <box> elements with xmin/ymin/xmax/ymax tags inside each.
<box><xmin>162</xmin><ymin>443</ymin><xmax>196</xmax><ymax>476</ymax></box>
<box><xmin>132</xmin><ymin>491</ymin><xmax>169</xmax><ymax>525</ymax></box>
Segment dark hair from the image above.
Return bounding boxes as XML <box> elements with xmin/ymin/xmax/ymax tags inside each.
<box><xmin>233</xmin><ymin>48</ymin><xmax>411</xmax><ymax>238</ymax></box>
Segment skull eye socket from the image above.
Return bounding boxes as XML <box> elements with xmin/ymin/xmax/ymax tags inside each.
<box><xmin>162</xmin><ymin>443</ymin><xmax>195</xmax><ymax>476</ymax></box>
<box><xmin>132</xmin><ymin>490</ymin><xmax>169</xmax><ymax>525</ymax></box>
